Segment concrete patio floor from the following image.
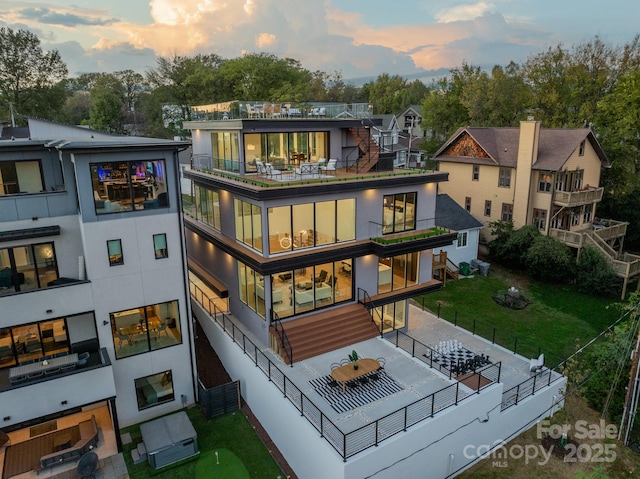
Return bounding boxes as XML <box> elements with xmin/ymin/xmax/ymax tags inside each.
<box><xmin>253</xmin><ymin>303</ymin><xmax>558</xmax><ymax>433</ymax></box>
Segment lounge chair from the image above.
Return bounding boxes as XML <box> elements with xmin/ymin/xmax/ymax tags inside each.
<box><xmin>320</xmin><ymin>158</ymin><xmax>337</xmax><ymax>173</ymax></box>
<box><xmin>265</xmin><ymin>163</ymin><xmax>282</xmax><ymax>179</ymax></box>
<box><xmin>529</xmin><ymin>353</ymin><xmax>544</xmax><ymax>373</ymax></box>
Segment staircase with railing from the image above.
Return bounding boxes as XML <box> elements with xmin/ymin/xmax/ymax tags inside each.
<box><xmin>347</xmin><ymin>127</ymin><xmax>381</xmax><ymax>173</ymax></box>
<box><xmin>432</xmin><ymin>251</ymin><xmax>459</xmax><ymax>285</ymax></box>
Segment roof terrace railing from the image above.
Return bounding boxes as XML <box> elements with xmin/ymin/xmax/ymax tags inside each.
<box><xmin>189</xmin><ymin>279</ymin><xmax>501</xmax><ymax>461</ymax></box>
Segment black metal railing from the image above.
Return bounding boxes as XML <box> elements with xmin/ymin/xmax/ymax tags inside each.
<box><xmin>189</xmin><ymin>287</ymin><xmax>500</xmax><ymax>461</ymax></box>
<box><xmin>356</xmin><ymin>288</ymin><xmax>384</xmax><ymax>336</ymax></box>
<box><xmin>414</xmin><ymin>298</ymin><xmax>566</xmax><ymax>409</ymax></box>
<box><xmin>269</xmin><ymin>309</ymin><xmax>293</xmax><ymax>366</ymax></box>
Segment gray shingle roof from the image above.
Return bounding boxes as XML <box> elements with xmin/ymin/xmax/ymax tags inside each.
<box><xmin>436</xmin><ymin>194</ymin><xmax>483</xmax><ymax>231</ymax></box>
<box><xmin>434</xmin><ymin>126</ymin><xmax>610</xmax><ymax>170</ymax></box>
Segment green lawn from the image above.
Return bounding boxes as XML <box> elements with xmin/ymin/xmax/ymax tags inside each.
<box><xmin>121</xmin><ymin>407</ymin><xmax>284</xmax><ymax>479</ymax></box>
<box><xmin>415</xmin><ymin>266</ymin><xmax>622</xmax><ymax>366</ymax></box>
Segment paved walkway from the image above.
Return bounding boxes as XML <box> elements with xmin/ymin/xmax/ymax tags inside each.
<box><xmin>49</xmin><ymin>453</ymin><xmax>128</xmax><ymax>479</ymax></box>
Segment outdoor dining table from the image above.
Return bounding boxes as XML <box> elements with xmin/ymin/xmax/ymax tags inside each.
<box><xmin>9</xmin><ymin>353</ymin><xmax>79</xmax><ymax>382</ymax></box>
<box><xmin>330</xmin><ymin>358</ymin><xmax>380</xmax><ymax>393</ymax></box>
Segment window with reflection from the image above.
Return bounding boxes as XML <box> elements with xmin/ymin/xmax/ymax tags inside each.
<box><xmin>194</xmin><ymin>185</ymin><xmax>220</xmax><ymax>229</ymax></box>
<box><xmin>153</xmin><ymin>234</ymin><xmax>168</xmax><ymax>259</ymax></box>
<box><xmin>238</xmin><ymin>262</ymin><xmax>265</xmax><ymax>319</ymax></box>
<box><xmin>91</xmin><ymin>160</ymin><xmax>167</xmax><ymax>214</ymax></box>
<box><xmin>135</xmin><ymin>370</ymin><xmax>175</xmax><ymax>410</ymax></box>
<box><xmin>0</xmin><ymin>318</ymin><xmax>71</xmax><ymax>368</ymax></box>
<box><xmin>268</xmin><ymin>198</ymin><xmax>355</xmax><ymax>253</ymax></box>
<box><xmin>242</xmin><ymin>131</ymin><xmax>327</xmax><ymax>172</ymax></box>
<box><xmin>107</xmin><ymin>239</ymin><xmax>123</xmax><ymax>266</ymax></box>
<box><xmin>273</xmin><ymin>260</ymin><xmax>353</xmax><ymax>318</ymax></box>
<box><xmin>211</xmin><ymin>132</ymin><xmax>239</xmax><ymax>172</ymax></box>
<box><xmin>382</xmin><ymin>193</ymin><xmax>416</xmax><ymax>234</ymax></box>
<box><xmin>0</xmin><ymin>160</ymin><xmax>44</xmax><ymax>195</ymax></box>
<box><xmin>234</xmin><ymin>199</ymin><xmax>263</xmax><ymax>252</ymax></box>
<box><xmin>111</xmin><ymin>300</ymin><xmax>181</xmax><ymax>359</ymax></box>
<box><xmin>0</xmin><ymin>242</ymin><xmax>59</xmax><ymax>295</ymax></box>
<box><xmin>374</xmin><ymin>300</ymin><xmax>406</xmax><ymax>333</ymax></box>
<box><xmin>378</xmin><ymin>253</ymin><xmax>419</xmax><ymax>293</ymax></box>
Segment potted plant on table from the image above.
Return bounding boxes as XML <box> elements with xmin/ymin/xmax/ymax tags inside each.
<box><xmin>349</xmin><ymin>350</ymin><xmax>359</xmax><ymax>370</ymax></box>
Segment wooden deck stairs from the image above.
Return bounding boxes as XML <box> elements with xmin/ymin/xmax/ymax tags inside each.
<box><xmin>270</xmin><ymin>303</ymin><xmax>380</xmax><ymax>365</ymax></box>
<box><xmin>432</xmin><ymin>251</ymin><xmax>459</xmax><ymax>285</ymax></box>
<box><xmin>347</xmin><ymin>127</ymin><xmax>381</xmax><ymax>173</ymax></box>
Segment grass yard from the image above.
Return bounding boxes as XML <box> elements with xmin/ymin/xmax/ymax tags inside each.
<box><xmin>121</xmin><ymin>407</ymin><xmax>285</xmax><ymax>479</ymax></box>
<box><xmin>416</xmin><ymin>263</ymin><xmax>640</xmax><ymax>479</ymax></box>
<box><xmin>415</xmin><ymin>264</ymin><xmax>622</xmax><ymax>365</ymax></box>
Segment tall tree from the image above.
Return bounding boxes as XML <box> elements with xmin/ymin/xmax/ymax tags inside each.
<box><xmin>0</xmin><ymin>27</ymin><xmax>68</xmax><ymax>122</ymax></box>
<box><xmin>89</xmin><ymin>74</ymin><xmax>126</xmax><ymax>134</ymax></box>
<box><xmin>363</xmin><ymin>74</ymin><xmax>407</xmax><ymax>114</ymax></box>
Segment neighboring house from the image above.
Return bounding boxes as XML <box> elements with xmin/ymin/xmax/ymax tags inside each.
<box><xmin>433</xmin><ymin>193</ymin><xmax>483</xmax><ymax>281</ymax></box>
<box><xmin>396</xmin><ymin>104</ymin><xmax>425</xmax><ymax>137</ymax></box>
<box><xmin>0</xmin><ymin>119</ymin><xmax>195</xmax><ymax>471</ymax></box>
<box><xmin>433</xmin><ymin>119</ymin><xmax>640</xmax><ymax>297</ymax></box>
<box><xmin>371</xmin><ymin>114</ymin><xmax>422</xmax><ymax>168</ymax></box>
<box><xmin>181</xmin><ymin>113</ymin><xmax>565</xmax><ymax>479</ymax></box>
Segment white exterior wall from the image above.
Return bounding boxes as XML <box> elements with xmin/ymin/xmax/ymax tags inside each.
<box><xmin>81</xmin><ymin>214</ymin><xmax>194</xmax><ymax>427</ymax></box>
<box><xmin>194</xmin><ymin>302</ymin><xmax>566</xmax><ymax>479</ymax></box>
<box><xmin>437</xmin><ymin>227</ymin><xmax>481</xmax><ymax>267</ymax></box>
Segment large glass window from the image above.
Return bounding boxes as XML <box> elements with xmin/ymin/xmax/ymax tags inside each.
<box><xmin>111</xmin><ymin>300</ymin><xmax>181</xmax><ymax>359</ymax></box>
<box><xmin>268</xmin><ymin>198</ymin><xmax>355</xmax><ymax>253</ymax></box>
<box><xmin>0</xmin><ymin>317</ymin><xmax>72</xmax><ymax>368</ymax></box>
<box><xmin>135</xmin><ymin>370</ymin><xmax>175</xmax><ymax>410</ymax></box>
<box><xmin>238</xmin><ymin>263</ymin><xmax>265</xmax><ymax>319</ymax></box>
<box><xmin>0</xmin><ymin>242</ymin><xmax>58</xmax><ymax>295</ymax></box>
<box><xmin>195</xmin><ymin>185</ymin><xmax>221</xmax><ymax>229</ymax></box>
<box><xmin>378</xmin><ymin>253</ymin><xmax>419</xmax><ymax>293</ymax></box>
<box><xmin>374</xmin><ymin>300</ymin><xmax>406</xmax><ymax>333</ymax></box>
<box><xmin>90</xmin><ymin>160</ymin><xmax>167</xmax><ymax>214</ymax></box>
<box><xmin>383</xmin><ymin>193</ymin><xmax>416</xmax><ymax>234</ymax></box>
<box><xmin>243</xmin><ymin>131</ymin><xmax>327</xmax><ymax>172</ymax></box>
<box><xmin>0</xmin><ymin>160</ymin><xmax>44</xmax><ymax>195</ymax></box>
<box><xmin>234</xmin><ymin>199</ymin><xmax>263</xmax><ymax>253</ymax></box>
<box><xmin>211</xmin><ymin>132</ymin><xmax>239</xmax><ymax>172</ymax></box>
<box><xmin>272</xmin><ymin>261</ymin><xmax>353</xmax><ymax>318</ymax></box>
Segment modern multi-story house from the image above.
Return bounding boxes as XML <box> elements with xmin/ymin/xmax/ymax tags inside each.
<box><xmin>0</xmin><ymin>119</ymin><xmax>196</xmax><ymax>475</ymax></box>
<box><xmin>433</xmin><ymin>119</ymin><xmax>640</xmax><ymax>297</ymax></box>
<box><xmin>182</xmin><ymin>111</ymin><xmax>566</xmax><ymax>479</ymax></box>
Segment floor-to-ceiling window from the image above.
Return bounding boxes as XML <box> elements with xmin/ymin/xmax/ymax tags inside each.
<box><xmin>194</xmin><ymin>185</ymin><xmax>221</xmax><ymax>229</ymax></box>
<box><xmin>268</xmin><ymin>198</ymin><xmax>355</xmax><ymax>253</ymax></box>
<box><xmin>0</xmin><ymin>242</ymin><xmax>59</xmax><ymax>295</ymax></box>
<box><xmin>238</xmin><ymin>262</ymin><xmax>265</xmax><ymax>319</ymax></box>
<box><xmin>211</xmin><ymin>131</ymin><xmax>239</xmax><ymax>172</ymax></box>
<box><xmin>382</xmin><ymin>193</ymin><xmax>416</xmax><ymax>234</ymax></box>
<box><xmin>271</xmin><ymin>260</ymin><xmax>353</xmax><ymax>318</ymax></box>
<box><xmin>378</xmin><ymin>253</ymin><xmax>419</xmax><ymax>293</ymax></box>
<box><xmin>235</xmin><ymin>199</ymin><xmax>262</xmax><ymax>252</ymax></box>
<box><xmin>243</xmin><ymin>131</ymin><xmax>328</xmax><ymax>173</ymax></box>
<box><xmin>374</xmin><ymin>300</ymin><xmax>406</xmax><ymax>333</ymax></box>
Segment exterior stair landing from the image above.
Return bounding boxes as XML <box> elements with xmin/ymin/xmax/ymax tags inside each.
<box><xmin>271</xmin><ymin>303</ymin><xmax>379</xmax><ymax>364</ymax></box>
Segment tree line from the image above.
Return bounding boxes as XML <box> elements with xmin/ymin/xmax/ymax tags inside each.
<box><xmin>2</xmin><ymin>26</ymin><xmax>640</xmax><ymax>249</ymax></box>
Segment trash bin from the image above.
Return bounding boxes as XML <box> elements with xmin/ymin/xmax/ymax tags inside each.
<box><xmin>459</xmin><ymin>262</ymin><xmax>470</xmax><ymax>276</ymax></box>
<box><xmin>478</xmin><ymin>261</ymin><xmax>490</xmax><ymax>276</ymax></box>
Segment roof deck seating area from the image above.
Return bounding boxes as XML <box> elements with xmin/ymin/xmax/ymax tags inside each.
<box><xmin>295</xmin><ymin>162</ymin><xmax>319</xmax><ymax>178</ymax></box>
<box><xmin>39</xmin><ymin>415</ymin><xmax>99</xmax><ymax>470</ymax></box>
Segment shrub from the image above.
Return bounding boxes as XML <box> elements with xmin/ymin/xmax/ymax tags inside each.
<box><xmin>488</xmin><ymin>220</ymin><xmax>514</xmax><ymax>260</ymax></box>
<box><xmin>576</xmin><ymin>246</ymin><xmax>622</xmax><ymax>297</ymax></box>
<box><xmin>503</xmin><ymin>225</ymin><xmax>541</xmax><ymax>267</ymax></box>
<box><xmin>523</xmin><ymin>235</ymin><xmax>574</xmax><ymax>282</ymax></box>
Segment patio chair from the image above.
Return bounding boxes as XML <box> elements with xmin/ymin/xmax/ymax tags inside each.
<box><xmin>376</xmin><ymin>357</ymin><xmax>386</xmax><ymax>370</ymax></box>
<box><xmin>28</xmin><ymin>370</ymin><xmax>43</xmax><ymax>379</ymax></box>
<box><xmin>330</xmin><ymin>362</ymin><xmax>341</xmax><ymax>370</ymax></box>
<box><xmin>265</xmin><ymin>163</ymin><xmax>282</xmax><ymax>179</ymax></box>
<box><xmin>320</xmin><ymin>158</ymin><xmax>337</xmax><ymax>173</ymax></box>
<box><xmin>255</xmin><ymin>160</ymin><xmax>267</xmax><ymax>176</ymax></box>
<box><xmin>529</xmin><ymin>353</ymin><xmax>544</xmax><ymax>373</ymax></box>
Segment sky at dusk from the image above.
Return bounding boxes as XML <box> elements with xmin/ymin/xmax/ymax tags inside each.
<box><xmin>2</xmin><ymin>0</ymin><xmax>639</xmax><ymax>82</ymax></box>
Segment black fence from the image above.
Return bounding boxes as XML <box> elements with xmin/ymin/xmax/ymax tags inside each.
<box><xmin>198</xmin><ymin>379</ymin><xmax>241</xmax><ymax>419</ymax></box>
<box><xmin>190</xmin><ymin>290</ymin><xmax>501</xmax><ymax>461</ymax></box>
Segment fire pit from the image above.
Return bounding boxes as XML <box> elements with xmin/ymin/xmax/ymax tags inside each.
<box><xmin>492</xmin><ymin>287</ymin><xmax>531</xmax><ymax>310</ymax></box>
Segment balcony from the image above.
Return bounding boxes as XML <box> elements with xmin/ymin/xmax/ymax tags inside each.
<box><xmin>0</xmin><ymin>348</ymin><xmax>115</xmax><ymax>427</ymax></box>
<box><xmin>369</xmin><ymin>219</ymin><xmax>458</xmax><ymax>256</ymax></box>
<box><xmin>553</xmin><ymin>186</ymin><xmax>603</xmax><ymax>207</ymax></box>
